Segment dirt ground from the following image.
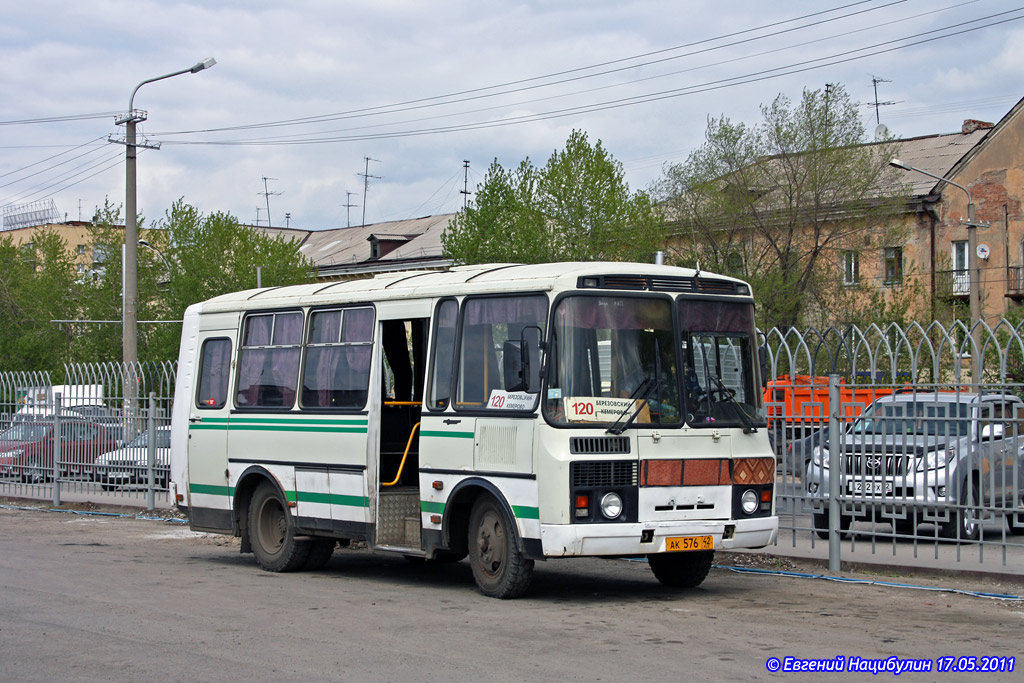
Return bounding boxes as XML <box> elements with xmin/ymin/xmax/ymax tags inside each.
<box><xmin>1</xmin><ymin>500</ymin><xmax>1021</xmax><ymax>682</ymax></box>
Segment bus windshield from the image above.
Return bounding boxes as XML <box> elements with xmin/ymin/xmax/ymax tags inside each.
<box><xmin>679</xmin><ymin>298</ymin><xmax>764</xmax><ymax>428</ymax></box>
<box><xmin>544</xmin><ymin>295</ymin><xmax>679</xmax><ymax>427</ymax></box>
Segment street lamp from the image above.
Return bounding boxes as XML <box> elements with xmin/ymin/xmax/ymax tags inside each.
<box><xmin>138</xmin><ymin>239</ymin><xmax>172</xmax><ymax>288</ymax></box>
<box><xmin>117</xmin><ymin>58</ymin><xmax>215</xmax><ymax>367</ymax></box>
<box><xmin>890</xmin><ymin>157</ymin><xmax>985</xmax><ymax>380</ymax></box>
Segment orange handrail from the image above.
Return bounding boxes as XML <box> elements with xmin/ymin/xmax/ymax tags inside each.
<box><xmin>381</xmin><ymin>422</ymin><xmax>420</xmax><ymax>487</ymax></box>
<box><xmin>384</xmin><ymin>401</ymin><xmax>421</xmax><ymax>406</ymax></box>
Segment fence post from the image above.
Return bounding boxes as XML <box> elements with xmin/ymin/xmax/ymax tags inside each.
<box><xmin>827</xmin><ymin>374</ymin><xmax>841</xmax><ymax>571</ymax></box>
<box><xmin>52</xmin><ymin>392</ymin><xmax>62</xmax><ymax>507</ymax></box>
<box><xmin>147</xmin><ymin>392</ymin><xmax>156</xmax><ymax>511</ymax></box>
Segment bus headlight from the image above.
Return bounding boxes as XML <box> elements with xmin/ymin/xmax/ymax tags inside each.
<box><xmin>600</xmin><ymin>492</ymin><xmax>623</xmax><ymax>519</ymax></box>
<box><xmin>741</xmin><ymin>489</ymin><xmax>759</xmax><ymax>515</ymax></box>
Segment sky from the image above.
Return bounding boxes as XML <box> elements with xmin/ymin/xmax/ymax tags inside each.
<box><xmin>1</xmin><ymin>0</ymin><xmax>1023</xmax><ymax>232</ymax></box>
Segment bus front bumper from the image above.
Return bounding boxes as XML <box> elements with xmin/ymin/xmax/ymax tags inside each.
<box><xmin>538</xmin><ymin>516</ymin><xmax>778</xmax><ymax>557</ymax></box>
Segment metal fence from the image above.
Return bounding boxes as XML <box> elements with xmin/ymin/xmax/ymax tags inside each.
<box><xmin>0</xmin><ymin>362</ymin><xmax>176</xmax><ymax>509</ymax></box>
<box><xmin>765</xmin><ymin>319</ymin><xmax>1024</xmax><ymax>569</ymax></box>
<box><xmin>2</xmin><ymin>319</ymin><xmax>1023</xmax><ymax>569</ymax></box>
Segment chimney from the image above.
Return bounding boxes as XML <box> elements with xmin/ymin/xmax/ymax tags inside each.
<box><xmin>962</xmin><ymin>119</ymin><xmax>994</xmax><ymax>135</ymax></box>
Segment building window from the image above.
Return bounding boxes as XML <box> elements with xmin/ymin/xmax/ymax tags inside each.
<box><xmin>842</xmin><ymin>250</ymin><xmax>860</xmax><ymax>286</ymax></box>
<box><xmin>884</xmin><ymin>247</ymin><xmax>903</xmax><ymax>285</ymax></box>
<box><xmin>76</xmin><ymin>244</ymin><xmax>86</xmax><ymax>255</ymax></box>
<box><xmin>951</xmin><ymin>240</ymin><xmax>969</xmax><ymax>295</ymax></box>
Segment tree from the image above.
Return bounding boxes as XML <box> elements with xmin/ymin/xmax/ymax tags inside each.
<box><xmin>79</xmin><ymin>198</ymin><xmax>316</xmax><ymax>362</ymax></box>
<box><xmin>443</xmin><ymin>130</ymin><xmax>665</xmax><ymax>264</ymax></box>
<box><xmin>651</xmin><ymin>85</ymin><xmax>907</xmax><ymax>329</ymax></box>
<box><xmin>0</xmin><ymin>229</ymin><xmax>79</xmax><ymax>370</ymax></box>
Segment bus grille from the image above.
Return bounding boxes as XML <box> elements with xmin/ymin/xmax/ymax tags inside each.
<box><xmin>569</xmin><ymin>436</ymin><xmax>630</xmax><ymax>455</ymax></box>
<box><xmin>572</xmin><ymin>461</ymin><xmax>638</xmax><ymax>487</ymax></box>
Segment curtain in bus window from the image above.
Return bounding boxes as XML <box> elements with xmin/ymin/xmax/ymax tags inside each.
<box><xmin>237</xmin><ymin>311</ymin><xmax>302</xmax><ymax>408</ymax></box>
<box><xmin>456</xmin><ymin>295</ymin><xmax>547</xmax><ymax>410</ymax></box>
<box><xmin>197</xmin><ymin>338</ymin><xmax>231</xmax><ymax>408</ymax></box>
<box><xmin>302</xmin><ymin>307</ymin><xmax>374</xmax><ymax>409</ymax></box>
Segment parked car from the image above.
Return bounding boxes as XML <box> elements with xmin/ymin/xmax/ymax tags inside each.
<box><xmin>0</xmin><ymin>419</ymin><xmax>118</xmax><ymax>482</ymax></box>
<box><xmin>93</xmin><ymin>426</ymin><xmax>171</xmax><ymax>490</ymax></box>
<box><xmin>805</xmin><ymin>391</ymin><xmax>1024</xmax><ymax>541</ymax></box>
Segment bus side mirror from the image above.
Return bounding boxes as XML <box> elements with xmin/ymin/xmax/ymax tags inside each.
<box><xmin>503</xmin><ymin>327</ymin><xmax>543</xmax><ymax>394</ymax></box>
<box><xmin>503</xmin><ymin>340</ymin><xmax>527</xmax><ymax>393</ymax></box>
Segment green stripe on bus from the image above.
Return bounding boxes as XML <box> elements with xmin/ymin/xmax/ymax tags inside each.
<box><xmin>512</xmin><ymin>505</ymin><xmax>540</xmax><ymax>520</ymax></box>
<box><xmin>190</xmin><ymin>483</ymin><xmax>233</xmax><ymax>497</ymax></box>
<box><xmin>190</xmin><ymin>424</ymin><xmax>367</xmax><ymax>434</ymax></box>
<box><xmin>421</xmin><ymin>500</ymin><xmax>445</xmax><ymax>514</ymax></box>
<box><xmin>296</xmin><ymin>491</ymin><xmax>369</xmax><ymax>508</ymax></box>
<box><xmin>229</xmin><ymin>417</ymin><xmax>368</xmax><ymax>426</ymax></box>
<box><xmin>420</xmin><ymin>430</ymin><xmax>475</xmax><ymax>439</ymax></box>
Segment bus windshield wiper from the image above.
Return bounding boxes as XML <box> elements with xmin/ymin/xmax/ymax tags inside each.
<box><xmin>708</xmin><ymin>374</ymin><xmax>758</xmax><ymax>434</ymax></box>
<box><xmin>606</xmin><ymin>378</ymin><xmax>657</xmax><ymax>435</ymax></box>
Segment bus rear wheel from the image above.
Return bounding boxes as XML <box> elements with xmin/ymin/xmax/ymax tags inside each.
<box><xmin>468</xmin><ymin>496</ymin><xmax>533</xmax><ymax>599</ymax></box>
<box><xmin>648</xmin><ymin>550</ymin><xmax>714</xmax><ymax>588</ymax></box>
<box><xmin>249</xmin><ymin>482</ymin><xmax>310</xmax><ymax>572</ymax></box>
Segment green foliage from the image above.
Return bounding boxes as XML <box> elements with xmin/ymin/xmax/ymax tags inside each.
<box><xmin>652</xmin><ymin>85</ymin><xmax>908</xmax><ymax>329</ymax></box>
<box><xmin>0</xmin><ymin>229</ymin><xmax>78</xmax><ymax>370</ymax></box>
<box><xmin>443</xmin><ymin>130</ymin><xmax>665</xmax><ymax>264</ymax></box>
<box><xmin>58</xmin><ymin>198</ymin><xmax>316</xmax><ymax>363</ymax></box>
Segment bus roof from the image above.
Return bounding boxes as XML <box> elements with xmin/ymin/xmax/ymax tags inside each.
<box><xmin>195</xmin><ymin>262</ymin><xmax>752</xmax><ymax>313</ymax></box>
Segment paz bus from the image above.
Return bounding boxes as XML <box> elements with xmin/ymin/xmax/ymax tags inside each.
<box><xmin>169</xmin><ymin>262</ymin><xmax>778</xmax><ymax>598</ymax></box>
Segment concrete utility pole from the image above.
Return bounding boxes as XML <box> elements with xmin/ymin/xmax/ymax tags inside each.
<box><xmin>358</xmin><ymin>157</ymin><xmax>381</xmax><ymax>226</ymax></box>
<box><xmin>113</xmin><ymin>57</ymin><xmax>215</xmax><ymax>369</ymax></box>
<box><xmin>460</xmin><ymin>159</ymin><xmax>472</xmax><ymax>210</ymax></box>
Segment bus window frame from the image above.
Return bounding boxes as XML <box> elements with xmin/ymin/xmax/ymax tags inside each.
<box><xmin>425</xmin><ymin>297</ymin><xmax>459</xmax><ymax>413</ymax></box>
<box><xmin>450</xmin><ymin>291</ymin><xmax>549</xmax><ymax>417</ymax></box>
<box><xmin>542</xmin><ymin>289</ymin><xmax>684</xmax><ymax>430</ymax></box>
<box><xmin>298</xmin><ymin>303</ymin><xmax>376</xmax><ymax>413</ymax></box>
<box><xmin>195</xmin><ymin>336</ymin><xmax>233</xmax><ymax>411</ymax></box>
<box><xmin>233</xmin><ymin>307</ymin><xmax>305</xmax><ymax>413</ymax></box>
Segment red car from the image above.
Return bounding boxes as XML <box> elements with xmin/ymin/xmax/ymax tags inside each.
<box><xmin>0</xmin><ymin>420</ymin><xmax>118</xmax><ymax>483</ymax></box>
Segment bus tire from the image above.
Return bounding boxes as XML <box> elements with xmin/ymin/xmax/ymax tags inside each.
<box><xmin>647</xmin><ymin>550</ymin><xmax>714</xmax><ymax>588</ymax></box>
<box><xmin>303</xmin><ymin>540</ymin><xmax>336</xmax><ymax>570</ymax></box>
<box><xmin>249</xmin><ymin>482</ymin><xmax>310</xmax><ymax>572</ymax></box>
<box><xmin>468</xmin><ymin>495</ymin><xmax>533</xmax><ymax>599</ymax></box>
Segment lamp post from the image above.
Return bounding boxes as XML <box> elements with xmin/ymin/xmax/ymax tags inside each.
<box><xmin>890</xmin><ymin>157</ymin><xmax>985</xmax><ymax>381</ymax></box>
<box><xmin>117</xmin><ymin>58</ymin><xmax>215</xmax><ymax>367</ymax></box>
<box><xmin>138</xmin><ymin>239</ymin><xmax>172</xmax><ymax>287</ymax></box>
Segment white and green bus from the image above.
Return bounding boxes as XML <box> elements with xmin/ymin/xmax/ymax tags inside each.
<box><xmin>170</xmin><ymin>262</ymin><xmax>777</xmax><ymax>598</ymax></box>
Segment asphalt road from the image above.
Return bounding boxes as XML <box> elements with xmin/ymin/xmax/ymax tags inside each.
<box><xmin>0</xmin><ymin>505</ymin><xmax>1021</xmax><ymax>682</ymax></box>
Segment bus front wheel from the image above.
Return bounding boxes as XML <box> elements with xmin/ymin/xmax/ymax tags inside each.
<box><xmin>468</xmin><ymin>496</ymin><xmax>533</xmax><ymax>598</ymax></box>
<box><xmin>648</xmin><ymin>550</ymin><xmax>714</xmax><ymax>588</ymax></box>
<box><xmin>249</xmin><ymin>482</ymin><xmax>310</xmax><ymax>572</ymax></box>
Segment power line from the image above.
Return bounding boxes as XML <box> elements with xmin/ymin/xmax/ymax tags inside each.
<box><xmin>153</xmin><ymin>1</ymin><xmax>906</xmax><ymax>139</ymax></box>
<box><xmin>155</xmin><ymin>7</ymin><xmax>1023</xmax><ymax>148</ymax></box>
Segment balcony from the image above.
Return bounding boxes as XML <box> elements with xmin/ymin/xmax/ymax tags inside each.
<box><xmin>1007</xmin><ymin>266</ymin><xmax>1024</xmax><ymax>300</ymax></box>
<box><xmin>935</xmin><ymin>268</ymin><xmax>969</xmax><ymax>300</ymax></box>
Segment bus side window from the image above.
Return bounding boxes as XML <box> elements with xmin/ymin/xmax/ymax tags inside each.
<box><xmin>236</xmin><ymin>311</ymin><xmax>302</xmax><ymax>408</ymax></box>
<box><xmin>427</xmin><ymin>299</ymin><xmax>458</xmax><ymax>410</ymax></box>
<box><xmin>301</xmin><ymin>307</ymin><xmax>374</xmax><ymax>409</ymax></box>
<box><xmin>196</xmin><ymin>338</ymin><xmax>232</xmax><ymax>409</ymax></box>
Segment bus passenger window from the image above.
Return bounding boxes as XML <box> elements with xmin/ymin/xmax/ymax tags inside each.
<box><xmin>301</xmin><ymin>307</ymin><xmax>374</xmax><ymax>409</ymax></box>
<box><xmin>456</xmin><ymin>295</ymin><xmax>547</xmax><ymax>411</ymax></box>
<box><xmin>236</xmin><ymin>311</ymin><xmax>302</xmax><ymax>408</ymax></box>
<box><xmin>427</xmin><ymin>299</ymin><xmax>458</xmax><ymax>410</ymax></box>
<box><xmin>196</xmin><ymin>338</ymin><xmax>231</xmax><ymax>409</ymax></box>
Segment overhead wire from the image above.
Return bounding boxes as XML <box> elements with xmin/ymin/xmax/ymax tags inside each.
<box><xmin>156</xmin><ymin>6</ymin><xmax>1024</xmax><ymax>147</ymax></box>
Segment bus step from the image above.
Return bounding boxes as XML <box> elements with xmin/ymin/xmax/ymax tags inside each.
<box><xmin>378</xmin><ymin>489</ymin><xmax>421</xmax><ymax>547</ymax></box>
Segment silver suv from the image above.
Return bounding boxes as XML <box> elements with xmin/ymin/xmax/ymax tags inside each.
<box><xmin>804</xmin><ymin>391</ymin><xmax>1024</xmax><ymax>541</ymax></box>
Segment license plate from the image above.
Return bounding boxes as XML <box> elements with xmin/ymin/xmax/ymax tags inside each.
<box><xmin>665</xmin><ymin>535</ymin><xmax>714</xmax><ymax>552</ymax></box>
<box><xmin>848</xmin><ymin>480</ymin><xmax>893</xmax><ymax>495</ymax></box>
